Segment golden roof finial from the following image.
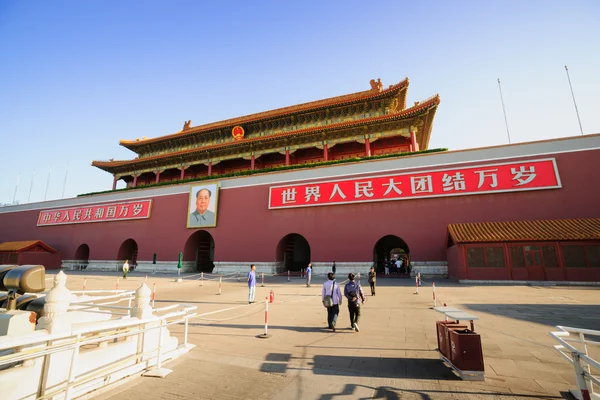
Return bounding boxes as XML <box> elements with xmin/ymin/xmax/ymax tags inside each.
<box><xmin>369</xmin><ymin>78</ymin><xmax>383</xmax><ymax>92</ymax></box>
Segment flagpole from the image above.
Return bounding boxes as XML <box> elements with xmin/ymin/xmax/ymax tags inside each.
<box><xmin>28</xmin><ymin>170</ymin><xmax>35</xmax><ymax>203</ymax></box>
<box><xmin>44</xmin><ymin>166</ymin><xmax>52</xmax><ymax>201</ymax></box>
<box><xmin>62</xmin><ymin>162</ymin><xmax>69</xmax><ymax>199</ymax></box>
<box><xmin>565</xmin><ymin>65</ymin><xmax>584</xmax><ymax>135</ymax></box>
<box><xmin>497</xmin><ymin>79</ymin><xmax>512</xmax><ymax>144</ymax></box>
<box><xmin>12</xmin><ymin>173</ymin><xmax>20</xmax><ymax>204</ymax></box>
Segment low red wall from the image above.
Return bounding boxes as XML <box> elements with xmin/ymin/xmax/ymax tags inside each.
<box><xmin>19</xmin><ymin>252</ymin><xmax>61</xmax><ymax>270</ymax></box>
<box><xmin>446</xmin><ymin>246</ymin><xmax>465</xmax><ymax>280</ymax></box>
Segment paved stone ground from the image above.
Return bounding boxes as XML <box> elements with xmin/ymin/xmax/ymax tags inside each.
<box><xmin>55</xmin><ymin>271</ymin><xmax>600</xmax><ymax>400</ymax></box>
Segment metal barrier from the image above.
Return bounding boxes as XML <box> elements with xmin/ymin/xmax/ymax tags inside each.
<box><xmin>550</xmin><ymin>325</ymin><xmax>600</xmax><ymax>400</ymax></box>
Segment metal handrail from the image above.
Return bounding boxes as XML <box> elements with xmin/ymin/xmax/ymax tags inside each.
<box><xmin>550</xmin><ymin>325</ymin><xmax>600</xmax><ymax>400</ymax></box>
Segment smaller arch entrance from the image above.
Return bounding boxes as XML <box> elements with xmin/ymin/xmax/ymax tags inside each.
<box><xmin>75</xmin><ymin>244</ymin><xmax>90</xmax><ymax>261</ymax></box>
<box><xmin>117</xmin><ymin>239</ymin><xmax>138</xmax><ymax>266</ymax></box>
<box><xmin>276</xmin><ymin>233</ymin><xmax>311</xmax><ymax>271</ymax></box>
<box><xmin>75</xmin><ymin>244</ymin><xmax>90</xmax><ymax>268</ymax></box>
<box><xmin>184</xmin><ymin>231</ymin><xmax>215</xmax><ymax>272</ymax></box>
<box><xmin>373</xmin><ymin>235</ymin><xmax>410</xmax><ymax>274</ymax></box>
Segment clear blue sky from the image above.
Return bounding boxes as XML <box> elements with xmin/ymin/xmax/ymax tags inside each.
<box><xmin>1</xmin><ymin>1</ymin><xmax>598</xmax><ymax>205</ymax></box>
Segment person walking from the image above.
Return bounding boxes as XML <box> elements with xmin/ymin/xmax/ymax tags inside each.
<box><xmin>247</xmin><ymin>264</ymin><xmax>256</xmax><ymax>303</ymax></box>
<box><xmin>344</xmin><ymin>273</ymin><xmax>365</xmax><ymax>332</ymax></box>
<box><xmin>321</xmin><ymin>272</ymin><xmax>342</xmax><ymax>331</ymax></box>
<box><xmin>306</xmin><ymin>262</ymin><xmax>312</xmax><ymax>287</ymax></box>
<box><xmin>368</xmin><ymin>266</ymin><xmax>376</xmax><ymax>296</ymax></box>
<box><xmin>122</xmin><ymin>259</ymin><xmax>130</xmax><ymax>279</ymax></box>
<box><xmin>331</xmin><ymin>261</ymin><xmax>336</xmax><ymax>274</ymax></box>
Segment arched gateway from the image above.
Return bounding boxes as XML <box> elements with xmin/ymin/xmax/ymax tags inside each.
<box><xmin>75</xmin><ymin>244</ymin><xmax>90</xmax><ymax>262</ymax></box>
<box><xmin>373</xmin><ymin>235</ymin><xmax>410</xmax><ymax>273</ymax></box>
<box><xmin>276</xmin><ymin>233</ymin><xmax>311</xmax><ymax>271</ymax></box>
<box><xmin>117</xmin><ymin>239</ymin><xmax>138</xmax><ymax>266</ymax></box>
<box><xmin>74</xmin><ymin>243</ymin><xmax>90</xmax><ymax>269</ymax></box>
<box><xmin>184</xmin><ymin>231</ymin><xmax>215</xmax><ymax>272</ymax></box>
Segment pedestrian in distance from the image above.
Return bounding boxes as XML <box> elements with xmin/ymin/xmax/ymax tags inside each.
<box><xmin>306</xmin><ymin>262</ymin><xmax>312</xmax><ymax>287</ymax></box>
<box><xmin>368</xmin><ymin>266</ymin><xmax>376</xmax><ymax>296</ymax></box>
<box><xmin>344</xmin><ymin>273</ymin><xmax>365</xmax><ymax>332</ymax></box>
<box><xmin>248</xmin><ymin>264</ymin><xmax>256</xmax><ymax>303</ymax></box>
<box><xmin>122</xmin><ymin>259</ymin><xmax>130</xmax><ymax>279</ymax></box>
<box><xmin>331</xmin><ymin>261</ymin><xmax>336</xmax><ymax>274</ymax></box>
<box><xmin>322</xmin><ymin>272</ymin><xmax>342</xmax><ymax>331</ymax></box>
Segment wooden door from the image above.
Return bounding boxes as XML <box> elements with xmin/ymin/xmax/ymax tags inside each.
<box><xmin>524</xmin><ymin>246</ymin><xmax>545</xmax><ymax>280</ymax></box>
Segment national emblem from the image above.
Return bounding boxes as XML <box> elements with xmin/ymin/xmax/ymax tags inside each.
<box><xmin>232</xmin><ymin>126</ymin><xmax>245</xmax><ymax>140</ymax></box>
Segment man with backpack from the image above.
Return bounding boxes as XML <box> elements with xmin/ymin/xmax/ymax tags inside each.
<box><xmin>321</xmin><ymin>272</ymin><xmax>342</xmax><ymax>331</ymax></box>
<box><xmin>344</xmin><ymin>273</ymin><xmax>365</xmax><ymax>332</ymax></box>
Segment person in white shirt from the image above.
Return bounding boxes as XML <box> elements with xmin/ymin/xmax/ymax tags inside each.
<box><xmin>321</xmin><ymin>273</ymin><xmax>342</xmax><ymax>331</ymax></box>
<box><xmin>122</xmin><ymin>259</ymin><xmax>130</xmax><ymax>279</ymax></box>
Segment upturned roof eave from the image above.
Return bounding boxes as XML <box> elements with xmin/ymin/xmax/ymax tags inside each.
<box><xmin>119</xmin><ymin>79</ymin><xmax>410</xmax><ymax>152</ymax></box>
<box><xmin>93</xmin><ymin>96</ymin><xmax>438</xmax><ymax>174</ymax></box>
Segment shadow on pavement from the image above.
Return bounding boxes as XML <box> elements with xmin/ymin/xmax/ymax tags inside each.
<box><xmin>463</xmin><ymin>304</ymin><xmax>600</xmax><ymax>331</ymax></box>
<box><xmin>297</xmin><ymin>345</ymin><xmax>431</xmax><ymax>351</ymax></box>
<box><xmin>188</xmin><ymin>323</ymin><xmax>339</xmax><ymax>333</ymax></box>
<box><xmin>313</xmin><ymin>382</ymin><xmax>565</xmax><ymax>400</ymax></box>
<box><xmin>259</xmin><ymin>353</ymin><xmax>458</xmax><ymax>380</ymax></box>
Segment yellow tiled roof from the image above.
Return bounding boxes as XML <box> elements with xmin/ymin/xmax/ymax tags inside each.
<box><xmin>0</xmin><ymin>240</ymin><xmax>57</xmax><ymax>253</ymax></box>
<box><xmin>447</xmin><ymin>219</ymin><xmax>600</xmax><ymax>244</ymax></box>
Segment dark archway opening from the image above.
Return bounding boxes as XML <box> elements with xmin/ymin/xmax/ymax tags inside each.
<box><xmin>75</xmin><ymin>244</ymin><xmax>90</xmax><ymax>261</ymax></box>
<box><xmin>276</xmin><ymin>233</ymin><xmax>311</xmax><ymax>271</ymax></box>
<box><xmin>75</xmin><ymin>244</ymin><xmax>90</xmax><ymax>268</ymax></box>
<box><xmin>184</xmin><ymin>231</ymin><xmax>215</xmax><ymax>272</ymax></box>
<box><xmin>117</xmin><ymin>239</ymin><xmax>138</xmax><ymax>267</ymax></box>
<box><xmin>373</xmin><ymin>235</ymin><xmax>410</xmax><ymax>274</ymax></box>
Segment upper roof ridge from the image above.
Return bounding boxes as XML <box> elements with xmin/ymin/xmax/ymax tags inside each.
<box><xmin>120</xmin><ymin>78</ymin><xmax>409</xmax><ymax>149</ymax></box>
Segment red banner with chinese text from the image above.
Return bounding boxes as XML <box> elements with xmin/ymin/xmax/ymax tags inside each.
<box><xmin>268</xmin><ymin>159</ymin><xmax>560</xmax><ymax>209</ymax></box>
<box><xmin>37</xmin><ymin>200</ymin><xmax>152</xmax><ymax>226</ymax></box>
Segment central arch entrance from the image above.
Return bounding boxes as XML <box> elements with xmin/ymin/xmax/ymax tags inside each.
<box><xmin>117</xmin><ymin>239</ymin><xmax>138</xmax><ymax>266</ymax></box>
<box><xmin>276</xmin><ymin>233</ymin><xmax>311</xmax><ymax>271</ymax></box>
<box><xmin>184</xmin><ymin>231</ymin><xmax>215</xmax><ymax>272</ymax></box>
<box><xmin>373</xmin><ymin>235</ymin><xmax>410</xmax><ymax>274</ymax></box>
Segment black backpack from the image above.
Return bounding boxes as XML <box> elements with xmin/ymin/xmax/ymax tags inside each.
<box><xmin>347</xmin><ymin>282</ymin><xmax>360</xmax><ymax>307</ymax></box>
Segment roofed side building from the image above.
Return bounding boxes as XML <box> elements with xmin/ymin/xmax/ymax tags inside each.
<box><xmin>446</xmin><ymin>219</ymin><xmax>600</xmax><ymax>282</ymax></box>
<box><xmin>0</xmin><ymin>240</ymin><xmax>60</xmax><ymax>269</ymax></box>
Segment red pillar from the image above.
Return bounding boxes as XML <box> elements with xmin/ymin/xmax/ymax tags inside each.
<box><xmin>285</xmin><ymin>149</ymin><xmax>290</xmax><ymax>166</ymax></box>
<box><xmin>208</xmin><ymin>162</ymin><xmax>213</xmax><ymax>176</ymax></box>
<box><xmin>132</xmin><ymin>175</ymin><xmax>138</xmax><ymax>187</ymax></box>
<box><xmin>112</xmin><ymin>176</ymin><xmax>117</xmax><ymax>190</ymax></box>
<box><xmin>180</xmin><ymin>168</ymin><xmax>185</xmax><ymax>180</ymax></box>
<box><xmin>323</xmin><ymin>144</ymin><xmax>329</xmax><ymax>161</ymax></box>
<box><xmin>155</xmin><ymin>171</ymin><xmax>160</xmax><ymax>183</ymax></box>
<box><xmin>250</xmin><ymin>155</ymin><xmax>255</xmax><ymax>170</ymax></box>
<box><xmin>410</xmin><ymin>131</ymin><xmax>418</xmax><ymax>152</ymax></box>
<box><xmin>365</xmin><ymin>138</ymin><xmax>371</xmax><ymax>157</ymax></box>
